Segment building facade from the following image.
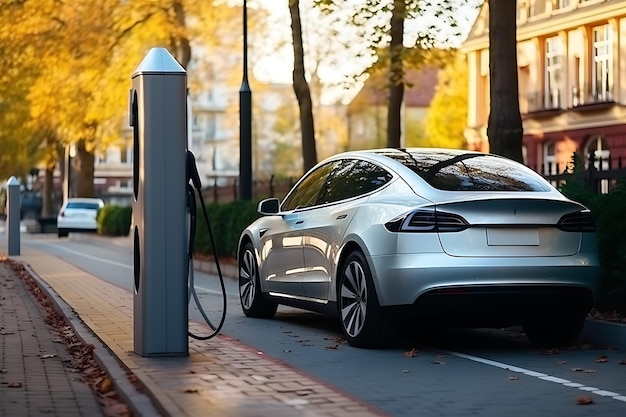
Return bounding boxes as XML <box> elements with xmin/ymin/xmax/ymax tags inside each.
<box><xmin>462</xmin><ymin>0</ymin><xmax>626</xmax><ymax>175</ymax></box>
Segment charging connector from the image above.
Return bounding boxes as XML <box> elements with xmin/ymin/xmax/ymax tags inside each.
<box><xmin>186</xmin><ymin>150</ymin><xmax>227</xmax><ymax>340</ymax></box>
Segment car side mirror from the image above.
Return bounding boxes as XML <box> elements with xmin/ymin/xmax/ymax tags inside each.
<box><xmin>257</xmin><ymin>198</ymin><xmax>280</xmax><ymax>215</ymax></box>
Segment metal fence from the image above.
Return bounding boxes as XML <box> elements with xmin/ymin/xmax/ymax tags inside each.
<box><xmin>536</xmin><ymin>153</ymin><xmax>626</xmax><ymax>194</ymax></box>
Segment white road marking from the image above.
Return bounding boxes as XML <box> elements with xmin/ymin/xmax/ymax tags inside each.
<box><xmin>52</xmin><ymin>245</ymin><xmax>132</xmax><ymax>269</ymax></box>
<box><xmin>446</xmin><ymin>350</ymin><xmax>626</xmax><ymax>403</ymax></box>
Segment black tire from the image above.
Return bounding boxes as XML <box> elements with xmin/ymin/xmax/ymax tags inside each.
<box><xmin>523</xmin><ymin>312</ymin><xmax>587</xmax><ymax>348</ymax></box>
<box><xmin>58</xmin><ymin>228</ymin><xmax>68</xmax><ymax>238</ymax></box>
<box><xmin>238</xmin><ymin>242</ymin><xmax>277</xmax><ymax>318</ymax></box>
<box><xmin>338</xmin><ymin>250</ymin><xmax>391</xmax><ymax>348</ymax></box>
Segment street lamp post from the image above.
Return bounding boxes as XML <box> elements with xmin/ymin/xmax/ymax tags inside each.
<box><xmin>239</xmin><ymin>0</ymin><xmax>253</xmax><ymax>201</ymax></box>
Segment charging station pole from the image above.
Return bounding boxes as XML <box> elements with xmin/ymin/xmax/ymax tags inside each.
<box><xmin>130</xmin><ymin>48</ymin><xmax>188</xmax><ymax>357</ymax></box>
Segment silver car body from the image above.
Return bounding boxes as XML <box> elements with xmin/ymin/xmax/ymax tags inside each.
<box><xmin>238</xmin><ymin>148</ymin><xmax>599</xmax><ymax>340</ymax></box>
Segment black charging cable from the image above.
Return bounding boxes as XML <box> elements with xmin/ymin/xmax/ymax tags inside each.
<box><xmin>186</xmin><ymin>150</ymin><xmax>227</xmax><ymax>340</ymax></box>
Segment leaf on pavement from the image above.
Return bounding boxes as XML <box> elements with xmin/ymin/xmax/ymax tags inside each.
<box><xmin>576</xmin><ymin>396</ymin><xmax>593</xmax><ymax>405</ymax></box>
<box><xmin>557</xmin><ymin>360</ymin><xmax>567</xmax><ymax>365</ymax></box>
<box><xmin>508</xmin><ymin>376</ymin><xmax>519</xmax><ymax>380</ymax></box>
<box><xmin>595</xmin><ymin>355</ymin><xmax>609</xmax><ymax>363</ymax></box>
<box><xmin>538</xmin><ymin>348</ymin><xmax>559</xmax><ymax>355</ymax></box>
<box><xmin>618</xmin><ymin>360</ymin><xmax>626</xmax><ymax>365</ymax></box>
<box><xmin>403</xmin><ymin>348</ymin><xmax>419</xmax><ymax>357</ymax></box>
<box><xmin>40</xmin><ymin>353</ymin><xmax>57</xmax><ymax>359</ymax></box>
<box><xmin>570</xmin><ymin>368</ymin><xmax>584</xmax><ymax>372</ymax></box>
<box><xmin>325</xmin><ymin>344</ymin><xmax>339</xmax><ymax>350</ymax></box>
<box><xmin>183</xmin><ymin>388</ymin><xmax>200</xmax><ymax>394</ymax></box>
<box><xmin>431</xmin><ymin>360</ymin><xmax>445</xmax><ymax>365</ymax></box>
<box><xmin>8</xmin><ymin>382</ymin><xmax>22</xmax><ymax>388</ymax></box>
<box><xmin>0</xmin><ymin>369</ymin><xmax>7</xmax><ymax>373</ymax></box>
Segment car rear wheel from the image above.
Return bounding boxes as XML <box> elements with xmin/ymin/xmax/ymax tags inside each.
<box><xmin>238</xmin><ymin>242</ymin><xmax>277</xmax><ymax>318</ymax></box>
<box><xmin>523</xmin><ymin>312</ymin><xmax>587</xmax><ymax>348</ymax></box>
<box><xmin>338</xmin><ymin>250</ymin><xmax>391</xmax><ymax>348</ymax></box>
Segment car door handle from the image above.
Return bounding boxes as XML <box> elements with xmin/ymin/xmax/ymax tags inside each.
<box><xmin>336</xmin><ymin>214</ymin><xmax>347</xmax><ymax>220</ymax></box>
<box><xmin>295</xmin><ymin>220</ymin><xmax>304</xmax><ymax>224</ymax></box>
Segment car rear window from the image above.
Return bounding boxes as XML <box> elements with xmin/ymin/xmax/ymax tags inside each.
<box><xmin>66</xmin><ymin>202</ymin><xmax>101</xmax><ymax>210</ymax></box>
<box><xmin>380</xmin><ymin>150</ymin><xmax>552</xmax><ymax>192</ymax></box>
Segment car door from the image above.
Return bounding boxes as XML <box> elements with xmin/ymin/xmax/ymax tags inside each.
<box><xmin>300</xmin><ymin>159</ymin><xmax>393</xmax><ymax>301</ymax></box>
<box><xmin>261</xmin><ymin>161</ymin><xmax>341</xmax><ymax>298</ymax></box>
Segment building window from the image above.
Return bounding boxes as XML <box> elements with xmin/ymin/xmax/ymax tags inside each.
<box><xmin>120</xmin><ymin>144</ymin><xmax>129</xmax><ymax>164</ymax></box>
<box><xmin>592</xmin><ymin>25</ymin><xmax>612</xmax><ymax>102</ymax></box>
<box><xmin>552</xmin><ymin>0</ymin><xmax>570</xmax><ymax>11</ymax></box>
<box><xmin>545</xmin><ymin>36</ymin><xmax>563</xmax><ymax>109</ymax></box>
<box><xmin>543</xmin><ymin>141</ymin><xmax>558</xmax><ymax>175</ymax></box>
<box><xmin>585</xmin><ymin>135</ymin><xmax>610</xmax><ymax>193</ymax></box>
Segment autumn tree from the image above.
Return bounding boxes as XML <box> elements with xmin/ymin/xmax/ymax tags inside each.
<box><xmin>486</xmin><ymin>0</ymin><xmax>523</xmax><ymax>162</ymax></box>
<box><xmin>289</xmin><ymin>0</ymin><xmax>318</xmax><ymax>173</ymax></box>
<box><xmin>424</xmin><ymin>51</ymin><xmax>468</xmax><ymax>149</ymax></box>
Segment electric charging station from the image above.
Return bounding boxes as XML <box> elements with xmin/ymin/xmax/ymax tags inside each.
<box><xmin>130</xmin><ymin>48</ymin><xmax>188</xmax><ymax>357</ymax></box>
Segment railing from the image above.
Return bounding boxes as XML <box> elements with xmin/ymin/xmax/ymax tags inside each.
<box><xmin>199</xmin><ymin>175</ymin><xmax>295</xmax><ymax>203</ymax></box>
<box><xmin>571</xmin><ymin>85</ymin><xmax>614</xmax><ymax>107</ymax></box>
<box><xmin>526</xmin><ymin>88</ymin><xmax>562</xmax><ymax>113</ymax></box>
<box><xmin>534</xmin><ymin>152</ymin><xmax>626</xmax><ymax>194</ymax></box>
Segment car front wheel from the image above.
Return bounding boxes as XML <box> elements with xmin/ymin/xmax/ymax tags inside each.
<box><xmin>238</xmin><ymin>242</ymin><xmax>277</xmax><ymax>318</ymax></box>
<box><xmin>338</xmin><ymin>250</ymin><xmax>391</xmax><ymax>348</ymax></box>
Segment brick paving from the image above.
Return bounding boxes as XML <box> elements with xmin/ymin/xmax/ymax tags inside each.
<box><xmin>0</xmin><ymin>260</ymin><xmax>102</xmax><ymax>417</ymax></box>
<box><xmin>1</xmin><ymin>245</ymin><xmax>387</xmax><ymax>417</ymax></box>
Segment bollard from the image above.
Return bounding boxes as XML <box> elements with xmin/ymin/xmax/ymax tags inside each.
<box><xmin>6</xmin><ymin>177</ymin><xmax>20</xmax><ymax>256</ymax></box>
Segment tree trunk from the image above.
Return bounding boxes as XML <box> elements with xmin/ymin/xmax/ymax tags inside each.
<box><xmin>75</xmin><ymin>139</ymin><xmax>95</xmax><ymax>198</ymax></box>
<box><xmin>42</xmin><ymin>167</ymin><xmax>54</xmax><ymax>217</ymax></box>
<box><xmin>289</xmin><ymin>0</ymin><xmax>317</xmax><ymax>174</ymax></box>
<box><xmin>486</xmin><ymin>0</ymin><xmax>523</xmax><ymax>162</ymax></box>
<box><xmin>171</xmin><ymin>0</ymin><xmax>191</xmax><ymax>68</ymax></box>
<box><xmin>386</xmin><ymin>0</ymin><xmax>405</xmax><ymax>149</ymax></box>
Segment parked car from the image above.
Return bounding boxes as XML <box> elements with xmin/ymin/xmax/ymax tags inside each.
<box><xmin>237</xmin><ymin>148</ymin><xmax>600</xmax><ymax>348</ymax></box>
<box><xmin>57</xmin><ymin>198</ymin><xmax>104</xmax><ymax>238</ymax></box>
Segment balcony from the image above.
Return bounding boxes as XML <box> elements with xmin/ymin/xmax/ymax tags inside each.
<box><xmin>524</xmin><ymin>89</ymin><xmax>563</xmax><ymax>118</ymax></box>
<box><xmin>571</xmin><ymin>85</ymin><xmax>614</xmax><ymax>111</ymax></box>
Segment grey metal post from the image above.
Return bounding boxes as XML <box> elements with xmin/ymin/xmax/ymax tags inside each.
<box><xmin>130</xmin><ymin>48</ymin><xmax>188</xmax><ymax>357</ymax></box>
<box><xmin>6</xmin><ymin>177</ymin><xmax>20</xmax><ymax>256</ymax></box>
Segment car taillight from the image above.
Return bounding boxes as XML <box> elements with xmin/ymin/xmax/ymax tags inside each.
<box><xmin>557</xmin><ymin>210</ymin><xmax>596</xmax><ymax>232</ymax></box>
<box><xmin>385</xmin><ymin>209</ymin><xmax>469</xmax><ymax>233</ymax></box>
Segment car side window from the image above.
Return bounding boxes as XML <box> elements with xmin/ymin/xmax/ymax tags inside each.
<box><xmin>281</xmin><ymin>161</ymin><xmax>340</xmax><ymax>211</ymax></box>
<box><xmin>317</xmin><ymin>159</ymin><xmax>393</xmax><ymax>205</ymax></box>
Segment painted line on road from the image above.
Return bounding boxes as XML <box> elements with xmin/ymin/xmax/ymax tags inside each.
<box><xmin>446</xmin><ymin>350</ymin><xmax>626</xmax><ymax>403</ymax></box>
<box><xmin>52</xmin><ymin>245</ymin><xmax>133</xmax><ymax>270</ymax></box>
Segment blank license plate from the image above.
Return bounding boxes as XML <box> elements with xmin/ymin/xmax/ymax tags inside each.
<box><xmin>486</xmin><ymin>229</ymin><xmax>539</xmax><ymax>246</ymax></box>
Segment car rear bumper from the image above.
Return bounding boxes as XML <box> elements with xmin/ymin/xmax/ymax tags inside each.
<box><xmin>368</xmin><ymin>252</ymin><xmax>600</xmax><ymax>309</ymax></box>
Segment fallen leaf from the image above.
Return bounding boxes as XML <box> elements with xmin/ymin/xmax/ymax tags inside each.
<box><xmin>325</xmin><ymin>344</ymin><xmax>339</xmax><ymax>350</ymax></box>
<box><xmin>508</xmin><ymin>376</ymin><xmax>519</xmax><ymax>380</ymax></box>
<box><xmin>183</xmin><ymin>388</ymin><xmax>200</xmax><ymax>394</ymax></box>
<box><xmin>283</xmin><ymin>349</ymin><xmax>291</xmax><ymax>353</ymax></box>
<box><xmin>98</xmin><ymin>377</ymin><xmax>113</xmax><ymax>393</ymax></box>
<box><xmin>403</xmin><ymin>348</ymin><xmax>419</xmax><ymax>357</ymax></box>
<box><xmin>40</xmin><ymin>353</ymin><xmax>57</xmax><ymax>359</ymax></box>
<box><xmin>431</xmin><ymin>360</ymin><xmax>445</xmax><ymax>365</ymax></box>
<box><xmin>401</xmin><ymin>369</ymin><xmax>410</xmax><ymax>373</ymax></box>
<box><xmin>557</xmin><ymin>361</ymin><xmax>567</xmax><ymax>365</ymax></box>
<box><xmin>538</xmin><ymin>349</ymin><xmax>559</xmax><ymax>355</ymax></box>
<box><xmin>619</xmin><ymin>360</ymin><xmax>626</xmax><ymax>365</ymax></box>
<box><xmin>8</xmin><ymin>382</ymin><xmax>22</xmax><ymax>388</ymax></box>
<box><xmin>571</xmin><ymin>368</ymin><xmax>584</xmax><ymax>372</ymax></box>
<box><xmin>576</xmin><ymin>396</ymin><xmax>593</xmax><ymax>405</ymax></box>
<box><xmin>0</xmin><ymin>369</ymin><xmax>7</xmax><ymax>373</ymax></box>
<box><xmin>583</xmin><ymin>369</ymin><xmax>596</xmax><ymax>373</ymax></box>
<box><xmin>595</xmin><ymin>355</ymin><xmax>609</xmax><ymax>363</ymax></box>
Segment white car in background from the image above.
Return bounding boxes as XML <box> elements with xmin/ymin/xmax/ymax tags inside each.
<box><xmin>57</xmin><ymin>198</ymin><xmax>104</xmax><ymax>238</ymax></box>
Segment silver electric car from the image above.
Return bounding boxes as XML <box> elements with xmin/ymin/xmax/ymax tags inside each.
<box><xmin>237</xmin><ymin>148</ymin><xmax>600</xmax><ymax>348</ymax></box>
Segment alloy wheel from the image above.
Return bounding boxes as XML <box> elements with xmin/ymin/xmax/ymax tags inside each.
<box><xmin>340</xmin><ymin>260</ymin><xmax>368</xmax><ymax>337</ymax></box>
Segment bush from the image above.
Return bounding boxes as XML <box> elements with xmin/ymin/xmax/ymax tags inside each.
<box><xmin>194</xmin><ymin>199</ymin><xmax>261</xmax><ymax>259</ymax></box>
<box><xmin>560</xmin><ymin>178</ymin><xmax>626</xmax><ymax>314</ymax></box>
<box><xmin>97</xmin><ymin>205</ymin><xmax>132</xmax><ymax>237</ymax></box>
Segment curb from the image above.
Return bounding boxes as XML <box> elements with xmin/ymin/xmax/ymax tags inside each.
<box><xmin>20</xmin><ymin>262</ymin><xmax>163</xmax><ymax>417</ymax></box>
<box><xmin>581</xmin><ymin>318</ymin><xmax>626</xmax><ymax>352</ymax></box>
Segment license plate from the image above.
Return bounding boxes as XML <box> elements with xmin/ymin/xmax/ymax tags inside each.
<box><xmin>486</xmin><ymin>229</ymin><xmax>539</xmax><ymax>246</ymax></box>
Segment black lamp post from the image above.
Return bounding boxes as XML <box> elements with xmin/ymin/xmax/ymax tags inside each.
<box><xmin>239</xmin><ymin>0</ymin><xmax>253</xmax><ymax>200</ymax></box>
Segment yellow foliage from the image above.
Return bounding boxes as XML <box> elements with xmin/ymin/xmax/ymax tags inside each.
<box><xmin>424</xmin><ymin>52</ymin><xmax>468</xmax><ymax>149</ymax></box>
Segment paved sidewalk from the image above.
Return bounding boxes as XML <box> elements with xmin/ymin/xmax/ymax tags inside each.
<box><xmin>0</xmin><ymin>259</ymin><xmax>104</xmax><ymax>417</ymax></box>
<box><xmin>1</xmin><ymin>245</ymin><xmax>386</xmax><ymax>417</ymax></box>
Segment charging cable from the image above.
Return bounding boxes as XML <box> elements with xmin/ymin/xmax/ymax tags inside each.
<box><xmin>186</xmin><ymin>150</ymin><xmax>227</xmax><ymax>340</ymax></box>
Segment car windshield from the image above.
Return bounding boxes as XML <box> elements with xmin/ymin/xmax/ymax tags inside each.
<box><xmin>379</xmin><ymin>149</ymin><xmax>553</xmax><ymax>192</ymax></box>
<box><xmin>66</xmin><ymin>202</ymin><xmax>100</xmax><ymax>210</ymax></box>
